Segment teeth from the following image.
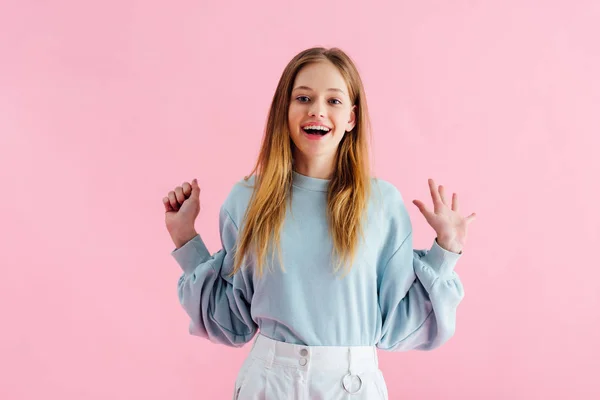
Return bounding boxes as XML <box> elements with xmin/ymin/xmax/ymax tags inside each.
<box><xmin>303</xmin><ymin>125</ymin><xmax>330</xmax><ymax>132</ymax></box>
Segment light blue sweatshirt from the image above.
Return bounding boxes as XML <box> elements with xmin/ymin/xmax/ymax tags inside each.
<box><xmin>172</xmin><ymin>171</ymin><xmax>465</xmax><ymax>351</ymax></box>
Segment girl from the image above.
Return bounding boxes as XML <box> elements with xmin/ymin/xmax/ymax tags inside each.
<box><xmin>163</xmin><ymin>47</ymin><xmax>476</xmax><ymax>399</ymax></box>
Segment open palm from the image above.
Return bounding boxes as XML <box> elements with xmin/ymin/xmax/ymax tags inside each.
<box><xmin>412</xmin><ymin>179</ymin><xmax>476</xmax><ymax>254</ymax></box>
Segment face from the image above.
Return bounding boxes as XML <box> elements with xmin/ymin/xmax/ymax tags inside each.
<box><xmin>288</xmin><ymin>60</ymin><xmax>356</xmax><ymax>173</ymax></box>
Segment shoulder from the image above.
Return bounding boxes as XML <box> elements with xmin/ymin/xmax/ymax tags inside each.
<box><xmin>369</xmin><ymin>176</ymin><xmax>406</xmax><ymax>208</ymax></box>
<box><xmin>368</xmin><ymin>175</ymin><xmax>412</xmax><ymax>237</ymax></box>
<box><xmin>220</xmin><ymin>174</ymin><xmax>257</xmax><ymax>227</ymax></box>
<box><xmin>226</xmin><ymin>174</ymin><xmax>257</xmax><ymax>203</ymax></box>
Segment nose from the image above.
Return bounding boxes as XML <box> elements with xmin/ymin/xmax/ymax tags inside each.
<box><xmin>308</xmin><ymin>100</ymin><xmax>326</xmax><ymax>117</ymax></box>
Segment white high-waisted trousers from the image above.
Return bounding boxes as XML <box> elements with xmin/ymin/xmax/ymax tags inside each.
<box><xmin>233</xmin><ymin>333</ymin><xmax>389</xmax><ymax>399</ymax></box>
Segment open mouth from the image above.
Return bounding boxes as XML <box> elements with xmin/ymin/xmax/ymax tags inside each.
<box><xmin>302</xmin><ymin>126</ymin><xmax>331</xmax><ymax>136</ymax></box>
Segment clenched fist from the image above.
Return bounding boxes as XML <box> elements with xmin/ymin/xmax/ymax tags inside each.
<box><xmin>163</xmin><ymin>178</ymin><xmax>201</xmax><ymax>248</ymax></box>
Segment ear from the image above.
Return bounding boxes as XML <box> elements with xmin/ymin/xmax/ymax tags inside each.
<box><xmin>346</xmin><ymin>105</ymin><xmax>357</xmax><ymax>132</ymax></box>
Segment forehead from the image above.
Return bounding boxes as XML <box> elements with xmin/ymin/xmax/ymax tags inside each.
<box><xmin>292</xmin><ymin>61</ymin><xmax>349</xmax><ymax>95</ymax></box>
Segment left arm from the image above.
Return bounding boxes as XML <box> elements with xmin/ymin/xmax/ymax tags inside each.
<box><xmin>377</xmin><ymin>234</ymin><xmax>464</xmax><ymax>351</ymax></box>
<box><xmin>377</xmin><ymin>178</ymin><xmax>476</xmax><ymax>351</ymax></box>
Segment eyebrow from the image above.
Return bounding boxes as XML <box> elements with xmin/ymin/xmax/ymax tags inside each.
<box><xmin>292</xmin><ymin>86</ymin><xmax>346</xmax><ymax>95</ymax></box>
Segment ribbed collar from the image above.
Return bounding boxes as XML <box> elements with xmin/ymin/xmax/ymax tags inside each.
<box><xmin>292</xmin><ymin>170</ymin><xmax>330</xmax><ymax>192</ymax></box>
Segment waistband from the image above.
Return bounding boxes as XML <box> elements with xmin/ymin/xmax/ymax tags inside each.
<box><xmin>249</xmin><ymin>334</ymin><xmax>379</xmax><ymax>372</ymax></box>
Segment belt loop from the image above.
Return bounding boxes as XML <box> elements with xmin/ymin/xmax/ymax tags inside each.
<box><xmin>348</xmin><ymin>347</ymin><xmax>355</xmax><ymax>375</ymax></box>
<box><xmin>373</xmin><ymin>347</ymin><xmax>379</xmax><ymax>366</ymax></box>
<box><xmin>265</xmin><ymin>348</ymin><xmax>275</xmax><ymax>369</ymax></box>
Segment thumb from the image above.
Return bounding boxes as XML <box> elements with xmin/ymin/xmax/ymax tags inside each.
<box><xmin>191</xmin><ymin>178</ymin><xmax>201</xmax><ymax>198</ymax></box>
<box><xmin>412</xmin><ymin>199</ymin><xmax>423</xmax><ymax>213</ymax></box>
<box><xmin>413</xmin><ymin>199</ymin><xmax>431</xmax><ymax>217</ymax></box>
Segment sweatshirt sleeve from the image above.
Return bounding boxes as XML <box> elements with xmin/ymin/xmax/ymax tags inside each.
<box><xmin>376</xmin><ymin>231</ymin><xmax>465</xmax><ymax>351</ymax></box>
<box><xmin>171</xmin><ymin>205</ymin><xmax>257</xmax><ymax>347</ymax></box>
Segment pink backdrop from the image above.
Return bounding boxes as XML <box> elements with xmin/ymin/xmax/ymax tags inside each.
<box><xmin>1</xmin><ymin>0</ymin><xmax>599</xmax><ymax>399</ymax></box>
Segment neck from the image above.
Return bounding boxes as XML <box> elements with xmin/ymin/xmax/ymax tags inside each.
<box><xmin>292</xmin><ymin>155</ymin><xmax>335</xmax><ymax>180</ymax></box>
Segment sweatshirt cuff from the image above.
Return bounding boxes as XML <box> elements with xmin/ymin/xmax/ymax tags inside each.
<box><xmin>171</xmin><ymin>234</ymin><xmax>211</xmax><ymax>275</ymax></box>
<box><xmin>420</xmin><ymin>238</ymin><xmax>462</xmax><ymax>278</ymax></box>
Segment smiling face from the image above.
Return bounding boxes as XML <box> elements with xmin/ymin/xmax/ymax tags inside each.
<box><xmin>288</xmin><ymin>60</ymin><xmax>356</xmax><ymax>178</ymax></box>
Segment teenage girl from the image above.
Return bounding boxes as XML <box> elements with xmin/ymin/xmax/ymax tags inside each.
<box><xmin>163</xmin><ymin>47</ymin><xmax>476</xmax><ymax>399</ymax></box>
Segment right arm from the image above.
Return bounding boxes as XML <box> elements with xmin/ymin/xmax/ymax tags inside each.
<box><xmin>171</xmin><ymin>205</ymin><xmax>257</xmax><ymax>347</ymax></box>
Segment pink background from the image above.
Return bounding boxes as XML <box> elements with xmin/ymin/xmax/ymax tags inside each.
<box><xmin>1</xmin><ymin>0</ymin><xmax>599</xmax><ymax>399</ymax></box>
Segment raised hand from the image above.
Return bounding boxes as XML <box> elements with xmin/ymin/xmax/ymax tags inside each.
<box><xmin>163</xmin><ymin>178</ymin><xmax>201</xmax><ymax>248</ymax></box>
<box><xmin>412</xmin><ymin>179</ymin><xmax>476</xmax><ymax>254</ymax></box>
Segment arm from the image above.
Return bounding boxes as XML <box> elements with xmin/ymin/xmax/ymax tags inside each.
<box><xmin>171</xmin><ymin>205</ymin><xmax>257</xmax><ymax>347</ymax></box>
<box><xmin>377</xmin><ymin>231</ymin><xmax>464</xmax><ymax>351</ymax></box>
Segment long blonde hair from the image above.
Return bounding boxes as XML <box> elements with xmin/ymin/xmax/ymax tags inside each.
<box><xmin>230</xmin><ymin>47</ymin><xmax>373</xmax><ymax>277</ymax></box>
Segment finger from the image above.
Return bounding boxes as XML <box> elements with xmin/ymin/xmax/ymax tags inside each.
<box><xmin>182</xmin><ymin>181</ymin><xmax>192</xmax><ymax>197</ymax></box>
<box><xmin>163</xmin><ymin>197</ymin><xmax>174</xmax><ymax>212</ymax></box>
<box><xmin>439</xmin><ymin>184</ymin><xmax>448</xmax><ymax>206</ymax></box>
<box><xmin>168</xmin><ymin>191</ymin><xmax>180</xmax><ymax>210</ymax></box>
<box><xmin>452</xmin><ymin>193</ymin><xmax>459</xmax><ymax>212</ymax></box>
<box><xmin>412</xmin><ymin>199</ymin><xmax>432</xmax><ymax>217</ymax></box>
<box><xmin>465</xmin><ymin>212</ymin><xmax>476</xmax><ymax>224</ymax></box>
<box><xmin>191</xmin><ymin>178</ymin><xmax>200</xmax><ymax>198</ymax></box>
<box><xmin>174</xmin><ymin>186</ymin><xmax>185</xmax><ymax>203</ymax></box>
<box><xmin>428</xmin><ymin>179</ymin><xmax>441</xmax><ymax>206</ymax></box>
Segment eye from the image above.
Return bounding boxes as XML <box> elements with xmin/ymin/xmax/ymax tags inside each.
<box><xmin>296</xmin><ymin>96</ymin><xmax>310</xmax><ymax>103</ymax></box>
<box><xmin>329</xmin><ymin>98</ymin><xmax>342</xmax><ymax>105</ymax></box>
